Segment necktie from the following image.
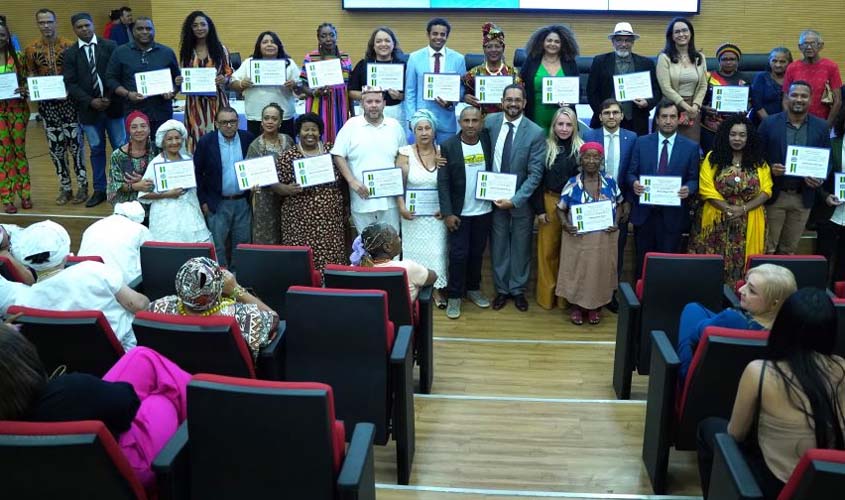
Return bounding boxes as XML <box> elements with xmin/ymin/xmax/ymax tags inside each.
<box><xmin>606</xmin><ymin>133</ymin><xmax>616</xmax><ymax>179</ymax></box>
<box><xmin>500</xmin><ymin>122</ymin><xmax>514</xmax><ymax>173</ymax></box>
<box><xmin>658</xmin><ymin>139</ymin><xmax>669</xmax><ymax>175</ymax></box>
<box><xmin>87</xmin><ymin>44</ymin><xmax>102</xmax><ymax>97</ymax></box>
<box><xmin>433</xmin><ymin>52</ymin><xmax>441</xmax><ymax>74</ymax></box>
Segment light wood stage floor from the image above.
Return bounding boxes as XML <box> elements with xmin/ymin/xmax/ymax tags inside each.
<box><xmin>1</xmin><ymin>121</ymin><xmax>706</xmax><ymax>499</ymax></box>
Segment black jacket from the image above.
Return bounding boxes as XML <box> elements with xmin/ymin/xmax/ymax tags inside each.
<box><xmin>586</xmin><ymin>52</ymin><xmax>660</xmax><ymax>136</ymax></box>
<box><xmin>63</xmin><ymin>38</ymin><xmax>123</xmax><ymax>123</ymax></box>
<box><xmin>437</xmin><ymin>131</ymin><xmax>493</xmax><ymax>217</ymax></box>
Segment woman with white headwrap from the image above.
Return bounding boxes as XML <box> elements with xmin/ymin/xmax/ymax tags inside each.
<box><xmin>138</xmin><ymin>120</ymin><xmax>212</xmax><ymax>243</ymax></box>
<box><xmin>395</xmin><ymin>109</ymin><xmax>448</xmax><ymax>307</ymax></box>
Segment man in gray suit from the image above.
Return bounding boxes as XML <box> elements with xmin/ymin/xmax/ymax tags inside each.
<box><xmin>485</xmin><ymin>84</ymin><xmax>546</xmax><ymax>311</ymax></box>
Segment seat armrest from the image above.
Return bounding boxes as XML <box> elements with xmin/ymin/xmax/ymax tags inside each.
<box><xmin>709</xmin><ymin>433</ymin><xmax>764</xmax><ymax>500</ymax></box>
<box><xmin>152</xmin><ymin>421</ymin><xmax>189</xmax><ymax>500</ymax></box>
<box><xmin>128</xmin><ymin>275</ymin><xmax>143</xmax><ymax>293</ymax></box>
<box><xmin>337</xmin><ymin>423</ymin><xmax>377</xmax><ymax>500</ymax></box>
<box><xmin>619</xmin><ymin>281</ymin><xmax>640</xmax><ymax>310</ymax></box>
<box><xmin>390</xmin><ymin>325</ymin><xmax>415</xmax><ymax>485</ymax></box>
<box><xmin>723</xmin><ymin>284</ymin><xmax>741</xmax><ymax>310</ymax></box>
<box><xmin>642</xmin><ymin>330</ymin><xmax>680</xmax><ymax>495</ymax></box>
<box><xmin>390</xmin><ymin>325</ymin><xmax>413</xmax><ymax>367</ymax></box>
<box><xmin>613</xmin><ymin>282</ymin><xmax>640</xmax><ymax>399</ymax></box>
<box><xmin>257</xmin><ymin>321</ymin><xmax>285</xmax><ymax>380</ymax></box>
<box><xmin>418</xmin><ymin>285</ymin><xmax>433</xmax><ymax>303</ymax></box>
<box><xmin>416</xmin><ymin>286</ymin><xmax>434</xmax><ymax>394</ymax></box>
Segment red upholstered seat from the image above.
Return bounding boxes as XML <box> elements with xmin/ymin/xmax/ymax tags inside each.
<box><xmin>67</xmin><ymin>255</ymin><xmax>105</xmax><ymax>264</ymax></box>
<box><xmin>835</xmin><ymin>281</ymin><xmax>845</xmax><ymax>299</ymax></box>
<box><xmin>0</xmin><ymin>255</ymin><xmax>32</xmax><ymax>283</ymax></box>
<box><xmin>142</xmin><ymin>240</ymin><xmax>217</xmax><ymax>260</ymax></box>
<box><xmin>778</xmin><ymin>449</ymin><xmax>845</xmax><ymax>500</ymax></box>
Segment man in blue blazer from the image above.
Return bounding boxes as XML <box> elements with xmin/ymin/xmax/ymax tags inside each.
<box><xmin>584</xmin><ymin>98</ymin><xmax>637</xmax><ymax>308</ymax></box>
<box><xmin>485</xmin><ymin>85</ymin><xmax>546</xmax><ymax>312</ymax></box>
<box><xmin>194</xmin><ymin>107</ymin><xmax>255</xmax><ymax>270</ymax></box>
<box><xmin>627</xmin><ymin>100</ymin><xmax>700</xmax><ymax>278</ymax></box>
<box><xmin>758</xmin><ymin>80</ymin><xmax>831</xmax><ymax>254</ymax></box>
<box><xmin>403</xmin><ymin>18</ymin><xmax>466</xmax><ymax>144</ymax></box>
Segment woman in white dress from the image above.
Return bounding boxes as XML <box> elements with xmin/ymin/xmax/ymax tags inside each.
<box><xmin>396</xmin><ymin>109</ymin><xmax>448</xmax><ymax>307</ymax></box>
<box><xmin>137</xmin><ymin>120</ymin><xmax>212</xmax><ymax>243</ymax></box>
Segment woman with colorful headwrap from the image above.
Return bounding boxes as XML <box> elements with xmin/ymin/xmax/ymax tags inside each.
<box><xmin>556</xmin><ymin>142</ymin><xmax>625</xmax><ymax>326</ymax></box>
<box><xmin>395</xmin><ymin>109</ymin><xmax>448</xmax><ymax>306</ymax></box>
<box><xmin>107</xmin><ymin>111</ymin><xmax>158</xmax><ymax>205</ymax></box>
<box><xmin>136</xmin><ymin>120</ymin><xmax>211</xmax><ymax>243</ymax></box>
<box><xmin>700</xmin><ymin>43</ymin><xmax>749</xmax><ymax>153</ymax></box>
<box><xmin>148</xmin><ymin>257</ymin><xmax>278</xmax><ymax>357</ymax></box>
<box><xmin>462</xmin><ymin>23</ymin><xmax>522</xmax><ymax>117</ymax></box>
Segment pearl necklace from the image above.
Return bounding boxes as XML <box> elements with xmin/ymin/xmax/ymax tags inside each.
<box><xmin>298</xmin><ymin>143</ymin><xmax>323</xmax><ymax>157</ymax></box>
<box><xmin>484</xmin><ymin>61</ymin><xmax>504</xmax><ymax>76</ymax></box>
<box><xmin>177</xmin><ymin>298</ymin><xmax>235</xmax><ymax>316</ymax></box>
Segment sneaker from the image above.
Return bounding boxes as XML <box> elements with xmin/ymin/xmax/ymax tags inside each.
<box><xmin>446</xmin><ymin>298</ymin><xmax>461</xmax><ymax>319</ymax></box>
<box><xmin>466</xmin><ymin>289</ymin><xmax>490</xmax><ymax>308</ymax></box>
<box><xmin>71</xmin><ymin>188</ymin><xmax>89</xmax><ymax>205</ymax></box>
<box><xmin>55</xmin><ymin>190</ymin><xmax>72</xmax><ymax>205</ymax></box>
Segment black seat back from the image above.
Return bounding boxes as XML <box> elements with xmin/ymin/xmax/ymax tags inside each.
<box><xmin>139</xmin><ymin>242</ymin><xmax>216</xmax><ymax>301</ymax></box>
<box><xmin>746</xmin><ymin>255</ymin><xmax>828</xmax><ymax>290</ymax></box>
<box><xmin>324</xmin><ymin>265</ymin><xmax>414</xmax><ymax>327</ymax></box>
<box><xmin>233</xmin><ymin>244</ymin><xmax>318</xmax><ymax>319</ymax></box>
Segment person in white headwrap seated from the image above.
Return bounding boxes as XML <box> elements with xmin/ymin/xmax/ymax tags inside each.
<box><xmin>136</xmin><ymin>120</ymin><xmax>212</xmax><ymax>243</ymax></box>
<box><xmin>10</xmin><ymin>220</ymin><xmax>149</xmax><ymax>350</ymax></box>
<box><xmin>78</xmin><ymin>201</ymin><xmax>153</xmax><ymax>285</ymax></box>
<box><xmin>0</xmin><ymin>224</ymin><xmax>36</xmax><ymax>285</ymax></box>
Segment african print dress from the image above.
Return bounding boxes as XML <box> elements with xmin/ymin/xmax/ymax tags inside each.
<box><xmin>300</xmin><ymin>51</ymin><xmax>351</xmax><ymax>143</ymax></box>
<box><xmin>462</xmin><ymin>63</ymin><xmax>522</xmax><ymax>116</ymax></box>
<box><xmin>107</xmin><ymin>146</ymin><xmax>158</xmax><ymax>205</ymax></box>
<box><xmin>0</xmin><ymin>52</ymin><xmax>30</xmax><ymax>204</ymax></box>
<box><xmin>183</xmin><ymin>48</ymin><xmax>232</xmax><ymax>153</ymax></box>
<box><xmin>247</xmin><ymin>133</ymin><xmax>293</xmax><ymax>244</ymax></box>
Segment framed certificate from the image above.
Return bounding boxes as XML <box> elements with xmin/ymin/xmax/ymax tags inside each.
<box><xmin>0</xmin><ymin>72</ymin><xmax>20</xmax><ymax>100</ymax></box>
<box><xmin>27</xmin><ymin>76</ymin><xmax>67</xmax><ymax>101</ymax></box>
<box><xmin>305</xmin><ymin>58</ymin><xmax>344</xmax><ymax>88</ymax></box>
<box><xmin>362</xmin><ymin>167</ymin><xmax>404</xmax><ymax>198</ymax></box>
<box><xmin>836</xmin><ymin>173</ymin><xmax>845</xmax><ymax>201</ymax></box>
<box><xmin>640</xmin><ymin>175</ymin><xmax>682</xmax><ymax>206</ymax></box>
<box><xmin>180</xmin><ymin>67</ymin><xmax>217</xmax><ymax>95</ymax></box>
<box><xmin>475</xmin><ymin>75</ymin><xmax>513</xmax><ymax>104</ymax></box>
<box><xmin>541</xmin><ymin>76</ymin><xmax>579</xmax><ymax>104</ymax></box>
<box><xmin>785</xmin><ymin>145</ymin><xmax>830</xmax><ymax>178</ymax></box>
<box><xmin>251</xmin><ymin>59</ymin><xmax>287</xmax><ymax>86</ymax></box>
<box><xmin>572</xmin><ymin>200</ymin><xmax>614</xmax><ymax>234</ymax></box>
<box><xmin>712</xmin><ymin>86</ymin><xmax>749</xmax><ymax>113</ymax></box>
<box><xmin>405</xmin><ymin>189</ymin><xmax>440</xmax><ymax>216</ymax></box>
<box><xmin>423</xmin><ymin>73</ymin><xmax>460</xmax><ymax>102</ymax></box>
<box><xmin>152</xmin><ymin>160</ymin><xmax>196</xmax><ymax>192</ymax></box>
<box><xmin>475</xmin><ymin>171</ymin><xmax>517</xmax><ymax>201</ymax></box>
<box><xmin>134</xmin><ymin>69</ymin><xmax>173</xmax><ymax>97</ymax></box>
<box><xmin>367</xmin><ymin>63</ymin><xmax>404</xmax><ymax>91</ymax></box>
<box><xmin>293</xmin><ymin>154</ymin><xmax>336</xmax><ymax>187</ymax></box>
<box><xmin>613</xmin><ymin>71</ymin><xmax>653</xmax><ymax>102</ymax></box>
<box><xmin>234</xmin><ymin>155</ymin><xmax>280</xmax><ymax>190</ymax></box>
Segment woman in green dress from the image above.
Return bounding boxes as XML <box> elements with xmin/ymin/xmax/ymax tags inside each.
<box><xmin>518</xmin><ymin>25</ymin><xmax>580</xmax><ymax>133</ymax></box>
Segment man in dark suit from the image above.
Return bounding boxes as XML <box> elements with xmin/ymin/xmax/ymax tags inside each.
<box><xmin>759</xmin><ymin>80</ymin><xmax>831</xmax><ymax>254</ymax></box>
<box><xmin>194</xmin><ymin>107</ymin><xmax>255</xmax><ymax>270</ymax></box>
<box><xmin>63</xmin><ymin>13</ymin><xmax>124</xmax><ymax>208</ymax></box>
<box><xmin>586</xmin><ymin>22</ymin><xmax>660</xmax><ymax>137</ymax></box>
<box><xmin>628</xmin><ymin>100</ymin><xmax>700</xmax><ymax>278</ymax></box>
<box><xmin>484</xmin><ymin>84</ymin><xmax>546</xmax><ymax>312</ymax></box>
<box><xmin>438</xmin><ymin>106</ymin><xmax>492</xmax><ymax>319</ymax></box>
<box><xmin>584</xmin><ymin>98</ymin><xmax>636</xmax><ymax>309</ymax></box>
<box><xmin>108</xmin><ymin>6</ymin><xmax>133</xmax><ymax>46</ymax></box>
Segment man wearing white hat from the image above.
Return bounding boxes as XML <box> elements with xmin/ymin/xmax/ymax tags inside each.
<box><xmin>79</xmin><ymin>201</ymin><xmax>152</xmax><ymax>285</ymax></box>
<box><xmin>586</xmin><ymin>22</ymin><xmax>661</xmax><ymax>136</ymax></box>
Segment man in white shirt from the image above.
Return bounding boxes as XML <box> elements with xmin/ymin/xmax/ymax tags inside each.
<box><xmin>332</xmin><ymin>86</ymin><xmax>407</xmax><ymax>233</ymax></box>
<box><xmin>78</xmin><ymin>201</ymin><xmax>151</xmax><ymax>285</ymax></box>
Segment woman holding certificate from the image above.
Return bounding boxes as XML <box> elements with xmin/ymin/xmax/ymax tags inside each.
<box><xmin>689</xmin><ymin>115</ymin><xmax>772</xmax><ymax>286</ymax></box>
<box><xmin>349</xmin><ymin>27</ymin><xmax>405</xmax><ymax>125</ymax></box>
<box><xmin>139</xmin><ymin>120</ymin><xmax>211</xmax><ymax>244</ymax></box>
<box><xmin>300</xmin><ymin>23</ymin><xmax>352</xmax><ymax>143</ymax></box>
<box><xmin>700</xmin><ymin>43</ymin><xmax>750</xmax><ymax>153</ymax></box>
<box><xmin>176</xmin><ymin>12</ymin><xmax>232</xmax><ymax>152</ymax></box>
<box><xmin>107</xmin><ymin>111</ymin><xmax>157</xmax><ymax>206</ymax></box>
<box><xmin>463</xmin><ymin>23</ymin><xmax>521</xmax><ymax>117</ymax></box>
<box><xmin>396</xmin><ymin>110</ymin><xmax>448</xmax><ymax>307</ymax></box>
<box><xmin>556</xmin><ymin>142</ymin><xmax>623</xmax><ymax>326</ymax></box>
<box><xmin>656</xmin><ymin>17</ymin><xmax>708</xmax><ymax>143</ymax></box>
<box><xmin>276</xmin><ymin>113</ymin><xmax>345</xmax><ymax>270</ymax></box>
<box><xmin>518</xmin><ymin>25</ymin><xmax>579</xmax><ymax>133</ymax></box>
<box><xmin>0</xmin><ymin>21</ymin><xmax>31</xmax><ymax>213</ymax></box>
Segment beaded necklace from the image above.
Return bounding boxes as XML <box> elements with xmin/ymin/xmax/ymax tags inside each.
<box><xmin>177</xmin><ymin>298</ymin><xmax>235</xmax><ymax>316</ymax></box>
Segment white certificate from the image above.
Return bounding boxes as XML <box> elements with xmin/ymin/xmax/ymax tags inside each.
<box><xmin>786</xmin><ymin>145</ymin><xmax>830</xmax><ymax>178</ymax></box>
<box><xmin>541</xmin><ymin>77</ymin><xmax>579</xmax><ymax>104</ymax></box>
<box><xmin>475</xmin><ymin>171</ymin><xmax>517</xmax><ymax>201</ymax></box>
<box><xmin>180</xmin><ymin>67</ymin><xmax>217</xmax><ymax>95</ymax></box>
<box><xmin>367</xmin><ymin>63</ymin><xmax>404</xmax><ymax>91</ymax></box>
<box><xmin>405</xmin><ymin>189</ymin><xmax>440</xmax><ymax>216</ymax></box>
<box><xmin>0</xmin><ymin>72</ymin><xmax>20</xmax><ymax>100</ymax></box>
<box><xmin>712</xmin><ymin>86</ymin><xmax>749</xmax><ymax>113</ymax></box>
<box><xmin>234</xmin><ymin>155</ymin><xmax>280</xmax><ymax>190</ymax></box>
<box><xmin>423</xmin><ymin>73</ymin><xmax>460</xmax><ymax>102</ymax></box>
<box><xmin>134</xmin><ymin>69</ymin><xmax>173</xmax><ymax>97</ymax></box>
<box><xmin>305</xmin><ymin>58</ymin><xmax>344</xmax><ymax>88</ymax></box>
<box><xmin>613</xmin><ymin>71</ymin><xmax>653</xmax><ymax>102</ymax></box>
<box><xmin>152</xmin><ymin>160</ymin><xmax>196</xmax><ymax>193</ymax></box>
<box><xmin>293</xmin><ymin>154</ymin><xmax>336</xmax><ymax>187</ymax></box>
<box><xmin>251</xmin><ymin>59</ymin><xmax>287</xmax><ymax>86</ymax></box>
<box><xmin>362</xmin><ymin>167</ymin><xmax>404</xmax><ymax>198</ymax></box>
<box><xmin>573</xmin><ymin>200</ymin><xmax>615</xmax><ymax>234</ymax></box>
<box><xmin>475</xmin><ymin>75</ymin><xmax>513</xmax><ymax>104</ymax></box>
<box><xmin>835</xmin><ymin>173</ymin><xmax>845</xmax><ymax>201</ymax></box>
<box><xmin>640</xmin><ymin>175</ymin><xmax>682</xmax><ymax>207</ymax></box>
<box><xmin>27</xmin><ymin>76</ymin><xmax>67</xmax><ymax>101</ymax></box>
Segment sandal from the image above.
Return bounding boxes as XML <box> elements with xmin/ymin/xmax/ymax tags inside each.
<box><xmin>21</xmin><ymin>198</ymin><xmax>32</xmax><ymax>209</ymax></box>
<box><xmin>433</xmin><ymin>290</ymin><xmax>447</xmax><ymax>309</ymax></box>
<box><xmin>588</xmin><ymin>309</ymin><xmax>601</xmax><ymax>325</ymax></box>
<box><xmin>569</xmin><ymin>307</ymin><xmax>584</xmax><ymax>326</ymax></box>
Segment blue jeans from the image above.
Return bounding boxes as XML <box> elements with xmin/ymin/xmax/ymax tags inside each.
<box><xmin>206</xmin><ymin>198</ymin><xmax>252</xmax><ymax>269</ymax></box>
<box><xmin>83</xmin><ymin>116</ymin><xmax>126</xmax><ymax>192</ymax></box>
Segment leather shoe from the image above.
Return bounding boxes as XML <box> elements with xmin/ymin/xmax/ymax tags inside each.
<box><xmin>606</xmin><ymin>293</ymin><xmax>619</xmax><ymax>314</ymax></box>
<box><xmin>4</xmin><ymin>203</ymin><xmax>17</xmax><ymax>214</ymax></box>
<box><xmin>85</xmin><ymin>191</ymin><xmax>107</xmax><ymax>208</ymax></box>
<box><xmin>513</xmin><ymin>294</ymin><xmax>529</xmax><ymax>312</ymax></box>
<box><xmin>492</xmin><ymin>293</ymin><xmax>509</xmax><ymax>310</ymax></box>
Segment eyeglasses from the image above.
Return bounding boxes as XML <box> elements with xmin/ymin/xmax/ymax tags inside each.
<box><xmin>217</xmin><ymin>120</ymin><xmax>238</xmax><ymax>127</ymax></box>
<box><xmin>799</xmin><ymin>41</ymin><xmax>820</xmax><ymax>48</ymax></box>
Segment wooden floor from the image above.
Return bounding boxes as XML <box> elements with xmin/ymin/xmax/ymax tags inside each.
<box><xmin>2</xmin><ymin>121</ymin><xmax>705</xmax><ymax>499</ymax></box>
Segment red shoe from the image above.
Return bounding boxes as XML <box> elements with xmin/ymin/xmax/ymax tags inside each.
<box><xmin>588</xmin><ymin>309</ymin><xmax>601</xmax><ymax>325</ymax></box>
<box><xmin>4</xmin><ymin>203</ymin><xmax>17</xmax><ymax>214</ymax></box>
<box><xmin>21</xmin><ymin>198</ymin><xmax>32</xmax><ymax>209</ymax></box>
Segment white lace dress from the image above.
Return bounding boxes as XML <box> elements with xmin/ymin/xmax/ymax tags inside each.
<box><xmin>399</xmin><ymin>145</ymin><xmax>447</xmax><ymax>289</ymax></box>
<box><xmin>139</xmin><ymin>153</ymin><xmax>212</xmax><ymax>243</ymax></box>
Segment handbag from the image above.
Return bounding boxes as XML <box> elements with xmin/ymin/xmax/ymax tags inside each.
<box><xmin>821</xmin><ymin>81</ymin><xmax>835</xmax><ymax>105</ymax></box>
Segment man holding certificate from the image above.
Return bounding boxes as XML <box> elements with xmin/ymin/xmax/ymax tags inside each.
<box><xmin>332</xmin><ymin>86</ymin><xmax>406</xmax><ymax>233</ymax></box>
<box><xmin>758</xmin><ymin>80</ymin><xmax>831</xmax><ymax>254</ymax></box>
<box><xmin>485</xmin><ymin>85</ymin><xmax>545</xmax><ymax>312</ymax></box>
<box><xmin>106</xmin><ymin>17</ymin><xmax>180</xmax><ymax>134</ymax></box>
<box><xmin>628</xmin><ymin>100</ymin><xmax>700</xmax><ymax>278</ymax></box>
